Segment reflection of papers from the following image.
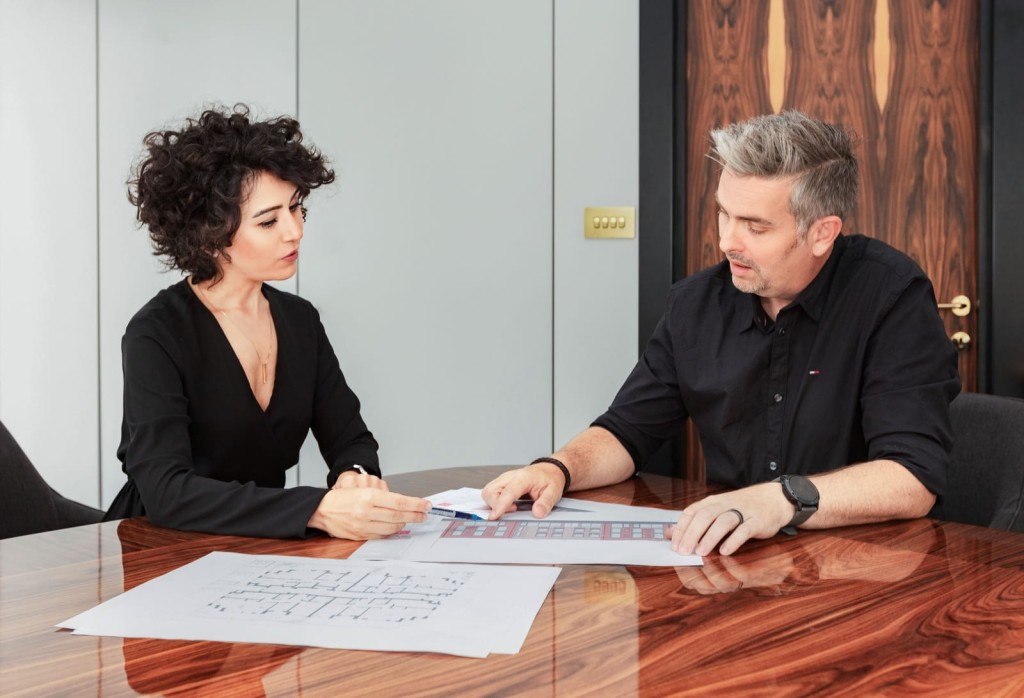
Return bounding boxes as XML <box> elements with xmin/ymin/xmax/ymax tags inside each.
<box><xmin>355</xmin><ymin>489</ymin><xmax>701</xmax><ymax>567</ymax></box>
<box><xmin>57</xmin><ymin>552</ymin><xmax>559</xmax><ymax>659</ymax></box>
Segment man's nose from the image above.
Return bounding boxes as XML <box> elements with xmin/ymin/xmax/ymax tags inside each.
<box><xmin>719</xmin><ymin>218</ymin><xmax>740</xmax><ymax>255</ymax></box>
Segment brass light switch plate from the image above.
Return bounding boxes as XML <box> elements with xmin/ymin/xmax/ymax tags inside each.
<box><xmin>585</xmin><ymin>206</ymin><xmax>636</xmax><ymax>239</ymax></box>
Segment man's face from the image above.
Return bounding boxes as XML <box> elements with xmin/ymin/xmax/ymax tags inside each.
<box><xmin>716</xmin><ymin>169</ymin><xmax>824</xmax><ymax>316</ymax></box>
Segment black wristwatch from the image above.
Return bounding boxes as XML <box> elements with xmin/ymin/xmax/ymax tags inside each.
<box><xmin>778</xmin><ymin>474</ymin><xmax>819</xmax><ymax>529</ymax></box>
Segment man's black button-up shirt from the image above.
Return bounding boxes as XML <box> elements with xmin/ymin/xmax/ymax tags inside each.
<box><xmin>593</xmin><ymin>234</ymin><xmax>960</xmax><ymax>495</ymax></box>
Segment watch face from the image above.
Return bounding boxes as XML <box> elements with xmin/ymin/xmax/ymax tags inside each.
<box><xmin>786</xmin><ymin>476</ymin><xmax>819</xmax><ymax>504</ymax></box>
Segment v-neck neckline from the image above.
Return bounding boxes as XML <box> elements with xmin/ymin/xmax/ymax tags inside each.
<box><xmin>189</xmin><ymin>281</ymin><xmax>281</xmax><ymax>414</ymax></box>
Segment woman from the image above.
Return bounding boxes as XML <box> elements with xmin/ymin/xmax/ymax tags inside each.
<box><xmin>105</xmin><ymin>105</ymin><xmax>430</xmax><ymax>539</ymax></box>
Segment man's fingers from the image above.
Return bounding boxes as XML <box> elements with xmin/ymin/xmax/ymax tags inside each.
<box><xmin>528</xmin><ymin>488</ymin><xmax>560</xmax><ymax>518</ymax></box>
<box><xmin>718</xmin><ymin>522</ymin><xmax>753</xmax><ymax>556</ymax></box>
<box><xmin>672</xmin><ymin>507</ymin><xmax>748</xmax><ymax>555</ymax></box>
<box><xmin>489</xmin><ymin>485</ymin><xmax>527</xmax><ymax>520</ymax></box>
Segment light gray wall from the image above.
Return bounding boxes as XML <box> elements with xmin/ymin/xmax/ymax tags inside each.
<box><xmin>554</xmin><ymin>0</ymin><xmax>639</xmax><ymax>448</ymax></box>
<box><xmin>297</xmin><ymin>0</ymin><xmax>554</xmax><ymax>479</ymax></box>
<box><xmin>0</xmin><ymin>0</ymin><xmax>639</xmax><ymax>509</ymax></box>
<box><xmin>0</xmin><ymin>0</ymin><xmax>99</xmax><ymax>505</ymax></box>
<box><xmin>96</xmin><ymin>0</ymin><xmax>299</xmax><ymax>503</ymax></box>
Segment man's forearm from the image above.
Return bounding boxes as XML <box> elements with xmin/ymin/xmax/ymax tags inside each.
<box><xmin>550</xmin><ymin>426</ymin><xmax>635</xmax><ymax>492</ymax></box>
<box><xmin>803</xmin><ymin>459</ymin><xmax>936</xmax><ymax>529</ymax></box>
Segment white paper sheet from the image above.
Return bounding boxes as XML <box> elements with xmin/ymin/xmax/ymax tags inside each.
<box><xmin>427</xmin><ymin>487</ymin><xmax>676</xmax><ymax>522</ymax></box>
<box><xmin>57</xmin><ymin>552</ymin><xmax>559</xmax><ymax>658</ymax></box>
<box><xmin>355</xmin><ymin>489</ymin><xmax>702</xmax><ymax>567</ymax></box>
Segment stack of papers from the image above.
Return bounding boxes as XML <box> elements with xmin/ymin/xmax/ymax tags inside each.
<box><xmin>58</xmin><ymin>488</ymin><xmax>697</xmax><ymax>657</ymax></box>
<box><xmin>58</xmin><ymin>551</ymin><xmax>558</xmax><ymax>658</ymax></box>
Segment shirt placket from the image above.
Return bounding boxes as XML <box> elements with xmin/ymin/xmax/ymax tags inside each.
<box><xmin>765</xmin><ymin>311</ymin><xmax>791</xmax><ymax>478</ymax></box>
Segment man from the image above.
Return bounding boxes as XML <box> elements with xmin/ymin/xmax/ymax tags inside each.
<box><xmin>483</xmin><ymin>111</ymin><xmax>960</xmax><ymax>557</ymax></box>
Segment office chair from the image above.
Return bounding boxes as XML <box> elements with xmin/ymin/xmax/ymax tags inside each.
<box><xmin>0</xmin><ymin>419</ymin><xmax>104</xmax><ymax>539</ymax></box>
<box><xmin>929</xmin><ymin>392</ymin><xmax>1024</xmax><ymax>532</ymax></box>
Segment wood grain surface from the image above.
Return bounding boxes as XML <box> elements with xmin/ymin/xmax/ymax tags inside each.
<box><xmin>2</xmin><ymin>466</ymin><xmax>1023</xmax><ymax>697</ymax></box>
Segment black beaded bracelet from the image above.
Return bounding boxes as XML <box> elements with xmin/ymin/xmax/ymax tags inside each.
<box><xmin>530</xmin><ymin>457</ymin><xmax>571</xmax><ymax>496</ymax></box>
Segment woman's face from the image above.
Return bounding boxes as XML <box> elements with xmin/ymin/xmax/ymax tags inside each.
<box><xmin>220</xmin><ymin>171</ymin><xmax>304</xmax><ymax>283</ymax></box>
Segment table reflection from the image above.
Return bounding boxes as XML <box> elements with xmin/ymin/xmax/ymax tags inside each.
<box><xmin>116</xmin><ymin>521</ymin><xmax>304</xmax><ymax>697</ymax></box>
<box><xmin>673</xmin><ymin>518</ymin><xmax>942</xmax><ymax>596</ymax></box>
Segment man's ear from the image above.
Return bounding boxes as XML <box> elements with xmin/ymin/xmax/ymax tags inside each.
<box><xmin>809</xmin><ymin>215</ymin><xmax>842</xmax><ymax>257</ymax></box>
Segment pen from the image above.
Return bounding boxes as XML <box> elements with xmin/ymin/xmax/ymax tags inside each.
<box><xmin>429</xmin><ymin>507</ymin><xmax>485</xmax><ymax>521</ymax></box>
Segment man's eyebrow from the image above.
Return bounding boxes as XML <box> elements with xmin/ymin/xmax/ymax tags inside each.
<box><xmin>715</xmin><ymin>197</ymin><xmax>774</xmax><ymax>227</ymax></box>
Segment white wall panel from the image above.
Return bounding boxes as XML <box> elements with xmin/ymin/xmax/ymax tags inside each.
<box><xmin>553</xmin><ymin>0</ymin><xmax>640</xmax><ymax>448</ymax></box>
<box><xmin>297</xmin><ymin>0</ymin><xmax>553</xmax><ymax>478</ymax></box>
<box><xmin>0</xmin><ymin>0</ymin><xmax>99</xmax><ymax>506</ymax></box>
<box><xmin>97</xmin><ymin>0</ymin><xmax>298</xmax><ymax>505</ymax></box>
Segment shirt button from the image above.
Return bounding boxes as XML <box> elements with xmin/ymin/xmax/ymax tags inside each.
<box><xmin>769</xmin><ymin>461</ymin><xmax>778</xmax><ymax>471</ymax></box>
<box><xmin>773</xmin><ymin>393</ymin><xmax>783</xmax><ymax>403</ymax></box>
<box><xmin>779</xmin><ymin>328</ymin><xmax>786</xmax><ymax>336</ymax></box>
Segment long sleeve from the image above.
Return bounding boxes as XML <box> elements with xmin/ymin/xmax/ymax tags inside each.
<box><xmin>119</xmin><ymin>324</ymin><xmax>327</xmax><ymax>537</ymax></box>
<box><xmin>305</xmin><ymin>308</ymin><xmax>380</xmax><ymax>486</ymax></box>
<box><xmin>109</xmin><ymin>281</ymin><xmax>381</xmax><ymax>539</ymax></box>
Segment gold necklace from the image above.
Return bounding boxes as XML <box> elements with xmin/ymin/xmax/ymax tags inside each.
<box><xmin>196</xmin><ymin>284</ymin><xmax>273</xmax><ymax>384</ymax></box>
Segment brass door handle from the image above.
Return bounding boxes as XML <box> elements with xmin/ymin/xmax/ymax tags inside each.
<box><xmin>937</xmin><ymin>295</ymin><xmax>971</xmax><ymax>317</ymax></box>
<box><xmin>951</xmin><ymin>331</ymin><xmax>971</xmax><ymax>351</ymax></box>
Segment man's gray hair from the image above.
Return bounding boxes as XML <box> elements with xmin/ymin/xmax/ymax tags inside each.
<box><xmin>709</xmin><ymin>111</ymin><xmax>859</xmax><ymax>233</ymax></box>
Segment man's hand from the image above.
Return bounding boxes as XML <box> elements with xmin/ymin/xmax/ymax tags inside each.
<box><xmin>481</xmin><ymin>462</ymin><xmax>567</xmax><ymax>520</ymax></box>
<box><xmin>308</xmin><ymin>488</ymin><xmax>431</xmax><ymax>540</ymax></box>
<box><xmin>671</xmin><ymin>482</ymin><xmax>795</xmax><ymax>556</ymax></box>
<box><xmin>332</xmin><ymin>469</ymin><xmax>389</xmax><ymax>491</ymax></box>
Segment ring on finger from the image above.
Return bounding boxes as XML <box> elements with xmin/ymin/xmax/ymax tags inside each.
<box><xmin>726</xmin><ymin>508</ymin><xmax>744</xmax><ymax>526</ymax></box>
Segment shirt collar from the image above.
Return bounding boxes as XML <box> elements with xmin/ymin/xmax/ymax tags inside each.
<box><xmin>789</xmin><ymin>233</ymin><xmax>847</xmax><ymax>322</ymax></box>
<box><xmin>731</xmin><ymin>234</ymin><xmax>848</xmax><ymax>331</ymax></box>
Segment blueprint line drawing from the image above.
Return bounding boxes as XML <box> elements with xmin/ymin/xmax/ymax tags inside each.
<box><xmin>198</xmin><ymin>560</ymin><xmax>474</xmax><ymax>625</ymax></box>
<box><xmin>57</xmin><ymin>552</ymin><xmax>560</xmax><ymax>657</ymax></box>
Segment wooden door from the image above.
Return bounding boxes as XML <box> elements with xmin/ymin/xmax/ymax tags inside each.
<box><xmin>683</xmin><ymin>0</ymin><xmax>978</xmax><ymax>479</ymax></box>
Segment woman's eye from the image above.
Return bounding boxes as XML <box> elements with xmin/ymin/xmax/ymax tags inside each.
<box><xmin>259</xmin><ymin>218</ymin><xmax>277</xmax><ymax>229</ymax></box>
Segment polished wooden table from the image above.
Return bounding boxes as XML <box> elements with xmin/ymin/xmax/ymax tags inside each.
<box><xmin>3</xmin><ymin>466</ymin><xmax>1024</xmax><ymax>696</ymax></box>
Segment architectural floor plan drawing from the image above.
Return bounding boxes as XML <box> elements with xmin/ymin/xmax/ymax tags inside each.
<box><xmin>58</xmin><ymin>552</ymin><xmax>559</xmax><ymax>657</ymax></box>
<box><xmin>200</xmin><ymin>560</ymin><xmax>473</xmax><ymax>625</ymax></box>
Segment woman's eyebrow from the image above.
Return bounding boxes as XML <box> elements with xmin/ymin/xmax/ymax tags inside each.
<box><xmin>251</xmin><ymin>204</ymin><xmax>283</xmax><ymax>219</ymax></box>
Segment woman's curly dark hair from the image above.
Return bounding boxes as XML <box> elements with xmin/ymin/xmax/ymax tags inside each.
<box><xmin>128</xmin><ymin>104</ymin><xmax>335</xmax><ymax>283</ymax></box>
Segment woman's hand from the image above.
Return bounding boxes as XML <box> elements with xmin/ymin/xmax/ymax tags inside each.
<box><xmin>309</xmin><ymin>488</ymin><xmax>431</xmax><ymax>540</ymax></box>
<box><xmin>332</xmin><ymin>470</ymin><xmax>390</xmax><ymax>491</ymax></box>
